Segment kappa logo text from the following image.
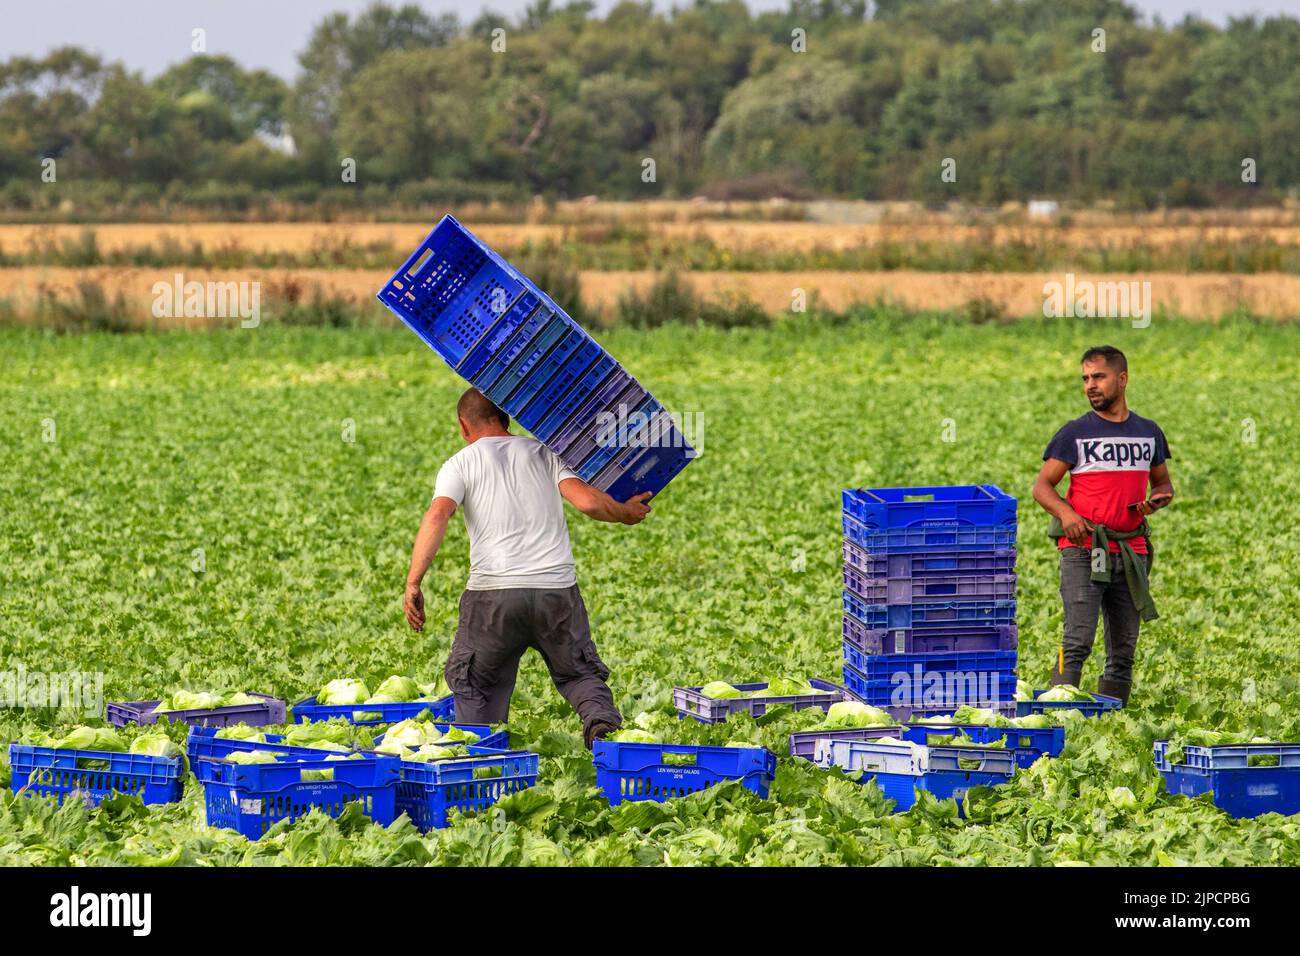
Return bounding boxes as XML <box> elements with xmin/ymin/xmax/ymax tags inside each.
<box><xmin>1073</xmin><ymin>437</ymin><xmax>1155</xmax><ymax>473</ymax></box>
<box><xmin>50</xmin><ymin>886</ymin><xmax>151</xmax><ymax>936</ymax></box>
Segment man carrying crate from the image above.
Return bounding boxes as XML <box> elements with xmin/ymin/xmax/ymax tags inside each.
<box><xmin>403</xmin><ymin>387</ymin><xmax>653</xmax><ymax>748</ymax></box>
<box><xmin>1031</xmin><ymin>346</ymin><xmax>1175</xmax><ymax>706</ymax></box>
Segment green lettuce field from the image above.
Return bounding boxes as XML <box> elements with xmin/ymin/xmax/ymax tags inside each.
<box><xmin>3</xmin><ymin>312</ymin><xmax>1299</xmax><ymax>865</ymax></box>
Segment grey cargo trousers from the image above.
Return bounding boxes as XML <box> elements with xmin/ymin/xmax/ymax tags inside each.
<box><xmin>444</xmin><ymin>584</ymin><xmax>622</xmax><ymax>736</ymax></box>
<box><xmin>1059</xmin><ymin>546</ymin><xmax>1151</xmax><ymax>684</ymax></box>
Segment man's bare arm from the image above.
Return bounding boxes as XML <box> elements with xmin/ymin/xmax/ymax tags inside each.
<box><xmin>1138</xmin><ymin>462</ymin><xmax>1175</xmax><ymax>515</ymax></box>
<box><xmin>404</xmin><ymin>496</ymin><xmax>457</xmax><ymax>632</ymax></box>
<box><xmin>559</xmin><ymin>478</ymin><xmax>652</xmax><ymax>525</ymax></box>
<box><xmin>1032</xmin><ymin>458</ymin><xmax>1092</xmax><ymax>546</ymax></box>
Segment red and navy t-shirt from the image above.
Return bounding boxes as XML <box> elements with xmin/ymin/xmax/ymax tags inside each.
<box><xmin>1043</xmin><ymin>411</ymin><xmax>1171</xmax><ymax>554</ymax></box>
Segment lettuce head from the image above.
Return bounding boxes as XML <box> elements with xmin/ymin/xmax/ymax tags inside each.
<box><xmin>316</xmin><ymin>679</ymin><xmax>370</xmax><ymax>706</ymax></box>
<box><xmin>699</xmin><ymin>681</ymin><xmax>743</xmax><ymax>700</ymax></box>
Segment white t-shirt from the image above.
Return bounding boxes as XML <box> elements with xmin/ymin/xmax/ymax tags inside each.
<box><xmin>433</xmin><ymin>436</ymin><xmax>580</xmax><ymax>590</ymax></box>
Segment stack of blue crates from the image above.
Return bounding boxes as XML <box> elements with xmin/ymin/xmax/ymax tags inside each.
<box><xmin>840</xmin><ymin>485</ymin><xmax>1019</xmax><ymax>716</ymax></box>
<box><xmin>376</xmin><ymin>215</ymin><xmax>695</xmax><ymax>501</ymax></box>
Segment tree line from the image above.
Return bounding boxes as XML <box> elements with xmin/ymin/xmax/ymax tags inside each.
<box><xmin>2</xmin><ymin>0</ymin><xmax>1297</xmax><ymax>211</ymax></box>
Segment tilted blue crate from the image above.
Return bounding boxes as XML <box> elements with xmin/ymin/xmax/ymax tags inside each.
<box><xmin>546</xmin><ymin>367</ymin><xmax>633</xmax><ymax>454</ymax></box>
<box><xmin>291</xmin><ymin>695</ymin><xmax>455</xmax><ymax>727</ymax></box>
<box><xmin>375</xmin><ymin>215</ymin><xmax>695</xmax><ymax>500</ymax></box>
<box><xmin>195</xmin><ymin>752</ymin><xmax>401</xmax><ymax>840</ymax></box>
<box><xmin>592</xmin><ymin>741</ymin><xmax>776</xmax><ymax>805</ymax></box>
<box><xmin>1154</xmin><ymin>741</ymin><xmax>1300</xmax><ymax>819</ymax></box>
<box><xmin>522</xmin><ymin>353</ymin><xmax>618</xmax><ymax>442</ymax></box>
<box><xmin>9</xmin><ymin>743</ymin><xmax>184</xmax><ymax>807</ymax></box>
<box><xmin>813</xmin><ymin>737</ymin><xmax>1015</xmax><ymax>813</ymax></box>
<box><xmin>458</xmin><ymin>290</ymin><xmax>548</xmax><ymax>383</ymax></box>
<box><xmin>1015</xmin><ymin>689</ymin><xmax>1122</xmax><ymax>717</ymax></box>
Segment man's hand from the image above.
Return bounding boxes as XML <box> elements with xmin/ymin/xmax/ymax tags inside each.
<box><xmin>1059</xmin><ymin>507</ymin><xmax>1093</xmax><ymax>546</ymax></box>
<box><xmin>404</xmin><ymin>582</ymin><xmax>426</xmax><ymax>632</ymax></box>
<box><xmin>620</xmin><ymin>492</ymin><xmax>653</xmax><ymax>525</ymax></box>
<box><xmin>560</xmin><ymin>478</ymin><xmax>654</xmax><ymax>525</ymax></box>
<box><xmin>1134</xmin><ymin>492</ymin><xmax>1173</xmax><ymax>516</ymax></box>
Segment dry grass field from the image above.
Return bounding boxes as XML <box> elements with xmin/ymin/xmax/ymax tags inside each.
<box><xmin>3</xmin><ymin>204</ymin><xmax>1298</xmax><ymax>326</ymax></box>
<box><xmin>5</xmin><ymin>220</ymin><xmax>1300</xmax><ymax>257</ymax></box>
<box><xmin>2</xmin><ymin>266</ymin><xmax>1297</xmax><ymax>325</ymax></box>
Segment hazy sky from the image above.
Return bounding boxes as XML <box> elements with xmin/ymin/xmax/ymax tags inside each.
<box><xmin>4</xmin><ymin>0</ymin><xmax>1298</xmax><ymax>79</ymax></box>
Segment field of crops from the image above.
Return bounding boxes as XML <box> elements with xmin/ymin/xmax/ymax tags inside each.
<box><xmin>3</xmin><ymin>313</ymin><xmax>1299</xmax><ymax>865</ymax></box>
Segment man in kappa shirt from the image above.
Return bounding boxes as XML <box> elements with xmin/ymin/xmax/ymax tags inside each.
<box><xmin>1032</xmin><ymin>346</ymin><xmax>1175</xmax><ymax>706</ymax></box>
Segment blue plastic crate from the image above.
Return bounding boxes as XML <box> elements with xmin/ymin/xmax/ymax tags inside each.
<box><xmin>602</xmin><ymin>442</ymin><xmax>696</xmax><ymax>500</ymax></box>
<box><xmin>844</xmin><ymin>515</ymin><xmax>1017</xmax><ymax>553</ymax></box>
<box><xmin>842</xmin><ymin>485</ymin><xmax>1016</xmax><ymax>531</ymax></box>
<box><xmin>371</xmin><ymin>721</ymin><xmax>509</xmax><ymax>752</ymax></box>
<box><xmin>843</xmin><ymin>540</ymin><xmax>1017</xmax><ymax>579</ymax></box>
<box><xmin>844</xmin><ymin>648</ymin><xmax>1017</xmax><ymax>683</ymax></box>
<box><xmin>843</xmin><ymin>616</ymin><xmax>1018</xmax><ymax>655</ymax></box>
<box><xmin>672</xmin><ymin>678</ymin><xmax>853</xmax><ymax>724</ymax></box>
<box><xmin>465</xmin><ymin>299</ymin><xmax>551</xmax><ymax>390</ymax></box>
<box><xmin>291</xmin><ymin>695</ymin><xmax>455</xmax><ymax>727</ymax></box>
<box><xmin>586</xmin><ymin>408</ymin><xmax>687</xmax><ymax>489</ymax></box>
<box><xmin>9</xmin><ymin>743</ymin><xmax>183</xmax><ymax>807</ymax></box>
<box><xmin>843</xmin><ymin>595</ymin><xmax>1017</xmax><ymax>631</ymax></box>
<box><xmin>901</xmin><ymin>723</ymin><xmax>1065</xmax><ymax>769</ymax></box>
<box><xmin>812</xmin><ymin>738</ymin><xmax>1016</xmax><ymax>813</ymax></box>
<box><xmin>187</xmin><ymin>726</ymin><xmax>356</xmax><ymax>766</ymax></box>
<box><xmin>1015</xmin><ymin>689</ymin><xmax>1122</xmax><ymax>717</ymax></box>
<box><xmin>572</xmin><ymin>392</ymin><xmax>660</xmax><ymax>480</ymax></box>
<box><xmin>376</xmin><ymin>215</ymin><xmax>695</xmax><ymax>500</ymax></box>
<box><xmin>1153</xmin><ymin>741</ymin><xmax>1300</xmax><ymax>819</ymax></box>
<box><xmin>458</xmin><ymin>291</ymin><xmax>544</xmax><ymax>382</ymax></box>
<box><xmin>787</xmin><ymin>725</ymin><xmax>905</xmax><ymax>760</ymax></box>
<box><xmin>484</xmin><ymin>313</ymin><xmax>577</xmax><ymax>407</ymax></box>
<box><xmin>106</xmin><ymin>692</ymin><xmax>286</xmax><ymax>728</ymax></box>
<box><xmin>385</xmin><ymin>749</ymin><xmax>540</xmax><ymax>831</ymax></box>
<box><xmin>523</xmin><ymin>353</ymin><xmax>618</xmax><ymax>442</ymax></box>
<box><xmin>844</xmin><ymin>564</ymin><xmax>1017</xmax><ymax>605</ymax></box>
<box><xmin>514</xmin><ymin>339</ymin><xmax>606</xmax><ymax>426</ymax></box>
<box><xmin>196</xmin><ymin>752</ymin><xmax>401</xmax><ymax>840</ymax></box>
<box><xmin>499</xmin><ymin>329</ymin><xmax>597</xmax><ymax>415</ymax></box>
<box><xmin>376</xmin><ymin>217</ymin><xmax>534</xmax><ymax>368</ymax></box>
<box><xmin>592</xmin><ymin>741</ymin><xmax>776</xmax><ymax>805</ymax></box>
<box><xmin>842</xmin><ymin>662</ymin><xmax>1017</xmax><ymax>710</ymax></box>
<box><xmin>546</xmin><ymin>368</ymin><xmax>634</xmax><ymax>455</ymax></box>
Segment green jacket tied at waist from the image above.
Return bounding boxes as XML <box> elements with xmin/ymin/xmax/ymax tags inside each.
<box><xmin>1048</xmin><ymin>516</ymin><xmax>1158</xmax><ymax>622</ymax></box>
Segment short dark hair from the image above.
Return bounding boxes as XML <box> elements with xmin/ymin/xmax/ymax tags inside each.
<box><xmin>457</xmin><ymin>388</ymin><xmax>509</xmax><ymax>430</ymax></box>
<box><xmin>1081</xmin><ymin>345</ymin><xmax>1127</xmax><ymax>373</ymax></box>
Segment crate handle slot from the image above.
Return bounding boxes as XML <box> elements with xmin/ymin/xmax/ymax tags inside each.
<box><xmin>406</xmin><ymin>248</ymin><xmax>433</xmax><ymax>277</ymax></box>
<box><xmin>902</xmin><ymin>494</ymin><xmax>936</xmax><ymax>502</ymax></box>
<box><xmin>662</xmin><ymin>751</ymin><xmax>697</xmax><ymax>766</ymax></box>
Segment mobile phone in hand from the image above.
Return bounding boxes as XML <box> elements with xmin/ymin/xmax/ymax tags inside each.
<box><xmin>1128</xmin><ymin>494</ymin><xmax>1172</xmax><ymax>512</ymax></box>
